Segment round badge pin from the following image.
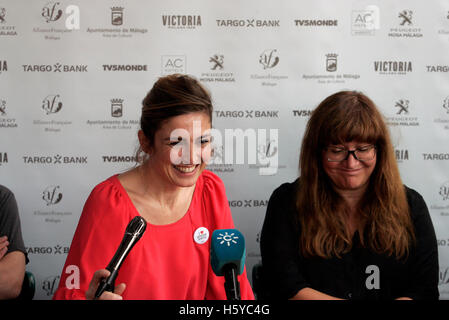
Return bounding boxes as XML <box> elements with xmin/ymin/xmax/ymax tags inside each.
<box><xmin>194</xmin><ymin>227</ymin><xmax>209</xmax><ymax>244</ymax></box>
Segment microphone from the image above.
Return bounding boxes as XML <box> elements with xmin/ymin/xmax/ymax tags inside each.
<box><xmin>94</xmin><ymin>216</ymin><xmax>147</xmax><ymax>299</ymax></box>
<box><xmin>210</xmin><ymin>229</ymin><xmax>246</xmax><ymax>300</ymax></box>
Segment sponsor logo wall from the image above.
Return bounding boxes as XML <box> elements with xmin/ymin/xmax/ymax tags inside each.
<box><xmin>0</xmin><ymin>0</ymin><xmax>448</xmax><ymax>299</ymax></box>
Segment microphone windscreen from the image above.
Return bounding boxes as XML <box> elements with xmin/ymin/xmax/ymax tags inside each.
<box><xmin>210</xmin><ymin>229</ymin><xmax>246</xmax><ymax>276</ymax></box>
<box><xmin>125</xmin><ymin>216</ymin><xmax>147</xmax><ymax>238</ymax></box>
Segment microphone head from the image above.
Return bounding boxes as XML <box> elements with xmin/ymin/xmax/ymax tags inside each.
<box><xmin>125</xmin><ymin>216</ymin><xmax>147</xmax><ymax>239</ymax></box>
<box><xmin>210</xmin><ymin>229</ymin><xmax>246</xmax><ymax>276</ymax></box>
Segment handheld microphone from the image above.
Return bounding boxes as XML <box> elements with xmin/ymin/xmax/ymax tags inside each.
<box><xmin>94</xmin><ymin>216</ymin><xmax>147</xmax><ymax>299</ymax></box>
<box><xmin>210</xmin><ymin>229</ymin><xmax>246</xmax><ymax>300</ymax></box>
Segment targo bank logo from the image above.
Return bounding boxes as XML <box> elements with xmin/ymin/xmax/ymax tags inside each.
<box><xmin>22</xmin><ymin>63</ymin><xmax>87</xmax><ymax>73</ymax></box>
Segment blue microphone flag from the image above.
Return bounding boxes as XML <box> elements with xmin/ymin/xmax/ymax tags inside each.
<box><xmin>210</xmin><ymin>229</ymin><xmax>246</xmax><ymax>276</ymax></box>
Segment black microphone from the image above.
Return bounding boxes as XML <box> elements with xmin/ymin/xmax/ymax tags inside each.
<box><xmin>94</xmin><ymin>216</ymin><xmax>147</xmax><ymax>299</ymax></box>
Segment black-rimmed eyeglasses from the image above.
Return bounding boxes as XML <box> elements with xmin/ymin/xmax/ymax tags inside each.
<box><xmin>325</xmin><ymin>145</ymin><xmax>377</xmax><ymax>162</ymax></box>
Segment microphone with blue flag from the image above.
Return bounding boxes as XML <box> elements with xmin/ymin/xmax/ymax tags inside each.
<box><xmin>210</xmin><ymin>229</ymin><xmax>246</xmax><ymax>300</ymax></box>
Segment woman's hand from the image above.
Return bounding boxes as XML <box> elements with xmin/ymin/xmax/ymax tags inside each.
<box><xmin>85</xmin><ymin>269</ymin><xmax>126</xmax><ymax>300</ymax></box>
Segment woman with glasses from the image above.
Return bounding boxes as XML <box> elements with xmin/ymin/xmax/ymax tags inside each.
<box><xmin>260</xmin><ymin>91</ymin><xmax>439</xmax><ymax>300</ymax></box>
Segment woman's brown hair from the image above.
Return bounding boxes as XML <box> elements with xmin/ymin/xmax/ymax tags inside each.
<box><xmin>297</xmin><ymin>91</ymin><xmax>415</xmax><ymax>259</ymax></box>
<box><xmin>136</xmin><ymin>74</ymin><xmax>213</xmax><ymax>161</ymax></box>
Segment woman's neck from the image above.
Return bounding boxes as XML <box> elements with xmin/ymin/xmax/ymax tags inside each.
<box><xmin>334</xmin><ymin>184</ymin><xmax>368</xmax><ymax>212</ymax></box>
<box><xmin>137</xmin><ymin>163</ymin><xmax>194</xmax><ymax>210</ymax></box>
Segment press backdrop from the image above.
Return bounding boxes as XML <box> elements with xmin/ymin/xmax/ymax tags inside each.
<box><xmin>1</xmin><ymin>0</ymin><xmax>449</xmax><ymax>299</ymax></box>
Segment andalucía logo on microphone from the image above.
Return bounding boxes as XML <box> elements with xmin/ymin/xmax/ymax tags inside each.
<box><xmin>216</xmin><ymin>231</ymin><xmax>239</xmax><ymax>247</ymax></box>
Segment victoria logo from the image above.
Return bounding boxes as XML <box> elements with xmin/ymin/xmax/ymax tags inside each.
<box><xmin>42</xmin><ymin>185</ymin><xmax>63</xmax><ymax>206</ymax></box>
<box><xmin>210</xmin><ymin>54</ymin><xmax>224</xmax><ymax>70</ymax></box>
<box><xmin>395</xmin><ymin>149</ymin><xmax>409</xmax><ymax>161</ymax></box>
<box><xmin>111</xmin><ymin>98</ymin><xmax>123</xmax><ymax>117</ymax></box>
<box><xmin>42</xmin><ymin>94</ymin><xmax>63</xmax><ymax>114</ymax></box>
<box><xmin>395</xmin><ymin>99</ymin><xmax>409</xmax><ymax>115</ymax></box>
<box><xmin>374</xmin><ymin>61</ymin><xmax>412</xmax><ymax>74</ymax></box>
<box><xmin>111</xmin><ymin>7</ymin><xmax>124</xmax><ymax>26</ymax></box>
<box><xmin>326</xmin><ymin>53</ymin><xmax>338</xmax><ymax>72</ymax></box>
<box><xmin>162</xmin><ymin>15</ymin><xmax>202</xmax><ymax>28</ymax></box>
<box><xmin>440</xmin><ymin>181</ymin><xmax>449</xmax><ymax>201</ymax></box>
<box><xmin>399</xmin><ymin>10</ymin><xmax>413</xmax><ymax>26</ymax></box>
<box><xmin>259</xmin><ymin>49</ymin><xmax>279</xmax><ymax>69</ymax></box>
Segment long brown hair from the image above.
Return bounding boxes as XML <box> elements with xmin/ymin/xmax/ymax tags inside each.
<box><xmin>297</xmin><ymin>91</ymin><xmax>415</xmax><ymax>259</ymax></box>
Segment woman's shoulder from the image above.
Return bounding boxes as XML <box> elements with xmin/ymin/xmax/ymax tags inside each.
<box><xmin>200</xmin><ymin>169</ymin><xmax>226</xmax><ymax>192</ymax></box>
<box><xmin>84</xmin><ymin>174</ymin><xmax>127</xmax><ymax>209</ymax></box>
<box><xmin>269</xmin><ymin>178</ymin><xmax>299</xmax><ymax>203</ymax></box>
<box><xmin>79</xmin><ymin>175</ymin><xmax>132</xmax><ymax>226</ymax></box>
<box><xmin>90</xmin><ymin>174</ymin><xmax>121</xmax><ymax>195</ymax></box>
<box><xmin>403</xmin><ymin>185</ymin><xmax>430</xmax><ymax>220</ymax></box>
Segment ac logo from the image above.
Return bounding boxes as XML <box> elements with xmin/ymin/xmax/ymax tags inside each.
<box><xmin>161</xmin><ymin>55</ymin><xmax>186</xmax><ymax>75</ymax></box>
